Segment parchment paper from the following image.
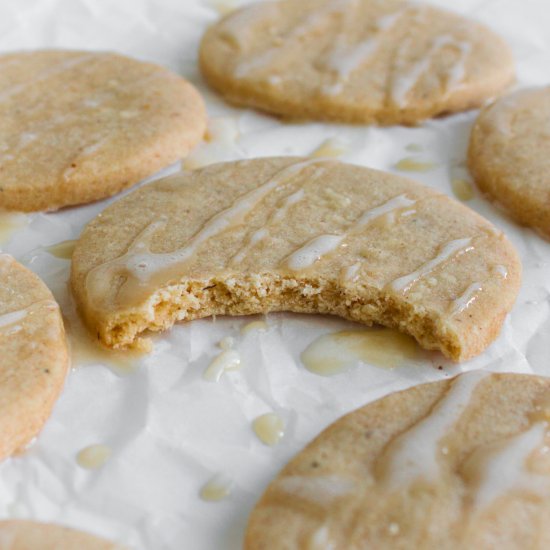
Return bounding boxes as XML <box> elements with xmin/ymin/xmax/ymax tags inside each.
<box><xmin>0</xmin><ymin>0</ymin><xmax>550</xmax><ymax>548</ymax></box>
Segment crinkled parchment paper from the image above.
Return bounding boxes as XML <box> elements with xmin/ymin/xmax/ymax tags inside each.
<box><xmin>1</xmin><ymin>0</ymin><xmax>550</xmax><ymax>548</ymax></box>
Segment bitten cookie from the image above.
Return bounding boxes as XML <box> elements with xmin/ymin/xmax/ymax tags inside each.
<box><xmin>0</xmin><ymin>50</ymin><xmax>206</xmax><ymax>211</ymax></box>
<box><xmin>70</xmin><ymin>158</ymin><xmax>520</xmax><ymax>362</ymax></box>
<box><xmin>469</xmin><ymin>87</ymin><xmax>550</xmax><ymax>238</ymax></box>
<box><xmin>245</xmin><ymin>372</ymin><xmax>550</xmax><ymax>550</ymax></box>
<box><xmin>0</xmin><ymin>254</ymin><xmax>69</xmax><ymax>460</ymax></box>
<box><xmin>199</xmin><ymin>0</ymin><xmax>514</xmax><ymax>125</ymax></box>
<box><xmin>0</xmin><ymin>520</ymin><xmax>125</xmax><ymax>549</ymax></box>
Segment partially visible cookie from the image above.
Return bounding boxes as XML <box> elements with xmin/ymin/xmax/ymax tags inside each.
<box><xmin>469</xmin><ymin>87</ymin><xmax>550</xmax><ymax>238</ymax></box>
<box><xmin>70</xmin><ymin>157</ymin><xmax>520</xmax><ymax>362</ymax></box>
<box><xmin>0</xmin><ymin>50</ymin><xmax>206</xmax><ymax>211</ymax></box>
<box><xmin>0</xmin><ymin>254</ymin><xmax>69</xmax><ymax>460</ymax></box>
<box><xmin>199</xmin><ymin>0</ymin><xmax>515</xmax><ymax>125</ymax></box>
<box><xmin>245</xmin><ymin>372</ymin><xmax>550</xmax><ymax>550</ymax></box>
<box><xmin>0</xmin><ymin>520</ymin><xmax>125</xmax><ymax>549</ymax></box>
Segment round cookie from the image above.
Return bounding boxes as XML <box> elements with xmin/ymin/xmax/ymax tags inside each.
<box><xmin>469</xmin><ymin>87</ymin><xmax>550</xmax><ymax>238</ymax></box>
<box><xmin>0</xmin><ymin>254</ymin><xmax>69</xmax><ymax>460</ymax></box>
<box><xmin>0</xmin><ymin>520</ymin><xmax>125</xmax><ymax>549</ymax></box>
<box><xmin>70</xmin><ymin>157</ymin><xmax>520</xmax><ymax>362</ymax></box>
<box><xmin>199</xmin><ymin>0</ymin><xmax>515</xmax><ymax>125</ymax></box>
<box><xmin>0</xmin><ymin>50</ymin><xmax>206</xmax><ymax>212</ymax></box>
<box><xmin>245</xmin><ymin>372</ymin><xmax>550</xmax><ymax>550</ymax></box>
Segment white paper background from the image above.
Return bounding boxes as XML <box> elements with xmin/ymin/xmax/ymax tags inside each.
<box><xmin>1</xmin><ymin>0</ymin><xmax>550</xmax><ymax>548</ymax></box>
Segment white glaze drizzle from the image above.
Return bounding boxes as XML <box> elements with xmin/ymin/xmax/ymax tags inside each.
<box><xmin>449</xmin><ymin>263</ymin><xmax>509</xmax><ymax>317</ymax></box>
<box><xmin>130</xmin><ymin>159</ymin><xmax>326</xmax><ymax>276</ymax></box>
<box><xmin>286</xmin><ymin>234</ymin><xmax>345</xmax><ymax>271</ymax></box>
<box><xmin>354</xmin><ymin>194</ymin><xmax>415</xmax><ymax>228</ymax></box>
<box><xmin>322</xmin><ymin>8</ymin><xmax>405</xmax><ymax>96</ymax></box>
<box><xmin>0</xmin><ymin>114</ymin><xmax>73</xmax><ymax>163</ymax></box>
<box><xmin>382</xmin><ymin>371</ymin><xmax>489</xmax><ymax>490</ymax></box>
<box><xmin>446</xmin><ymin>42</ymin><xmax>471</xmax><ymax>90</ymax></box>
<box><xmin>494</xmin><ymin>264</ymin><xmax>508</xmax><ymax>279</ymax></box>
<box><xmin>234</xmin><ymin>0</ymin><xmax>354</xmax><ymax>79</ymax></box>
<box><xmin>482</xmin><ymin>89</ymin><xmax>536</xmax><ymax>136</ymax></box>
<box><xmin>230</xmin><ymin>188</ymin><xmax>305</xmax><ymax>264</ymax></box>
<box><xmin>0</xmin><ymin>53</ymin><xmax>96</xmax><ymax>104</ymax></box>
<box><xmin>470</xmin><ymin>422</ymin><xmax>550</xmax><ymax>510</ymax></box>
<box><xmin>323</xmin><ymin>40</ymin><xmax>378</xmax><ymax>96</ymax></box>
<box><xmin>0</xmin><ymin>300</ymin><xmax>57</xmax><ymax>331</ymax></box>
<box><xmin>219</xmin><ymin>3</ymin><xmax>280</xmax><ymax>50</ymax></box>
<box><xmin>203</xmin><ymin>349</ymin><xmax>241</xmax><ymax>382</ymax></box>
<box><xmin>392</xmin><ymin>35</ymin><xmax>471</xmax><ymax>107</ymax></box>
<box><xmin>308</xmin><ymin>526</ymin><xmax>336</xmax><ymax>550</ymax></box>
<box><xmin>200</xmin><ymin>473</ymin><xmax>234</xmax><ymax>501</ymax></box>
<box><xmin>86</xmin><ymin>159</ymin><xmax>332</xmax><ymax>302</ymax></box>
<box><xmin>342</xmin><ymin>261</ymin><xmax>362</xmax><ymax>283</ymax></box>
<box><xmin>450</xmin><ymin>281</ymin><xmax>483</xmax><ymax>316</ymax></box>
<box><xmin>0</xmin><ymin>309</ymin><xmax>28</xmax><ymax>329</ymax></box>
<box><xmin>390</xmin><ymin>238</ymin><xmax>474</xmax><ymax>293</ymax></box>
<box><xmin>276</xmin><ymin>475</ymin><xmax>355</xmax><ymax>506</ymax></box>
<box><xmin>285</xmin><ymin>194</ymin><xmax>416</xmax><ymax>271</ymax></box>
<box><xmin>62</xmin><ymin>137</ymin><xmax>110</xmax><ymax>180</ymax></box>
<box><xmin>234</xmin><ymin>48</ymin><xmax>279</xmax><ymax>79</ymax></box>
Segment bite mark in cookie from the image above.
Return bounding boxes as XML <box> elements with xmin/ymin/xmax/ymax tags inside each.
<box><xmin>71</xmin><ymin>158</ymin><xmax>520</xmax><ymax>361</ymax></box>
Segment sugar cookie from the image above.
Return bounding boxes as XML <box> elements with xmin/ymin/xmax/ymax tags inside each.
<box><xmin>0</xmin><ymin>520</ymin><xmax>125</xmax><ymax>549</ymax></box>
<box><xmin>71</xmin><ymin>158</ymin><xmax>520</xmax><ymax>361</ymax></box>
<box><xmin>0</xmin><ymin>50</ymin><xmax>206</xmax><ymax>211</ymax></box>
<box><xmin>246</xmin><ymin>372</ymin><xmax>550</xmax><ymax>550</ymax></box>
<box><xmin>0</xmin><ymin>254</ymin><xmax>69</xmax><ymax>459</ymax></box>
<box><xmin>469</xmin><ymin>87</ymin><xmax>550</xmax><ymax>238</ymax></box>
<box><xmin>199</xmin><ymin>0</ymin><xmax>514</xmax><ymax>124</ymax></box>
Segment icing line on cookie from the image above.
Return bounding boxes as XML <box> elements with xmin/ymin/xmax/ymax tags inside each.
<box><xmin>465</xmin><ymin>422</ymin><xmax>550</xmax><ymax>510</ymax></box>
<box><xmin>286</xmin><ymin>234</ymin><xmax>345</xmax><ymax>271</ymax></box>
<box><xmin>494</xmin><ymin>264</ymin><xmax>508</xmax><ymax>279</ymax></box>
<box><xmin>230</xmin><ymin>188</ymin><xmax>306</xmax><ymax>264</ymax></box>
<box><xmin>390</xmin><ymin>237</ymin><xmax>474</xmax><ymax>293</ymax></box>
<box><xmin>381</xmin><ymin>371</ymin><xmax>489</xmax><ymax>490</ymax></box>
<box><xmin>275</xmin><ymin>475</ymin><xmax>356</xmax><ymax>507</ymax></box>
<box><xmin>449</xmin><ymin>281</ymin><xmax>483</xmax><ymax>316</ymax></box>
<box><xmin>0</xmin><ymin>309</ymin><xmax>28</xmax><ymax>329</ymax></box>
<box><xmin>308</xmin><ymin>526</ymin><xmax>336</xmax><ymax>550</ymax></box>
<box><xmin>0</xmin><ymin>300</ymin><xmax>58</xmax><ymax>331</ymax></box>
<box><xmin>0</xmin><ymin>53</ymin><xmax>96</xmax><ymax>104</ymax></box>
<box><xmin>449</xmin><ymin>264</ymin><xmax>509</xmax><ymax>317</ymax></box>
<box><xmin>285</xmin><ymin>194</ymin><xmax>416</xmax><ymax>271</ymax></box>
<box><xmin>480</xmin><ymin>88</ymin><xmax>542</xmax><ymax>136</ymax></box>
<box><xmin>341</xmin><ymin>261</ymin><xmax>362</xmax><ymax>283</ymax></box>
<box><xmin>354</xmin><ymin>194</ymin><xmax>415</xmax><ymax>228</ymax></box>
<box><xmin>86</xmin><ymin>159</ymin><xmax>334</xmax><ymax>306</ymax></box>
<box><xmin>219</xmin><ymin>3</ymin><xmax>280</xmax><ymax>50</ymax></box>
<box><xmin>392</xmin><ymin>35</ymin><xmax>471</xmax><ymax>107</ymax></box>
<box><xmin>233</xmin><ymin>0</ymin><xmax>355</xmax><ymax>79</ymax></box>
<box><xmin>322</xmin><ymin>8</ymin><xmax>406</xmax><ymax>96</ymax></box>
<box><xmin>62</xmin><ymin>137</ymin><xmax>111</xmax><ymax>181</ymax></box>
